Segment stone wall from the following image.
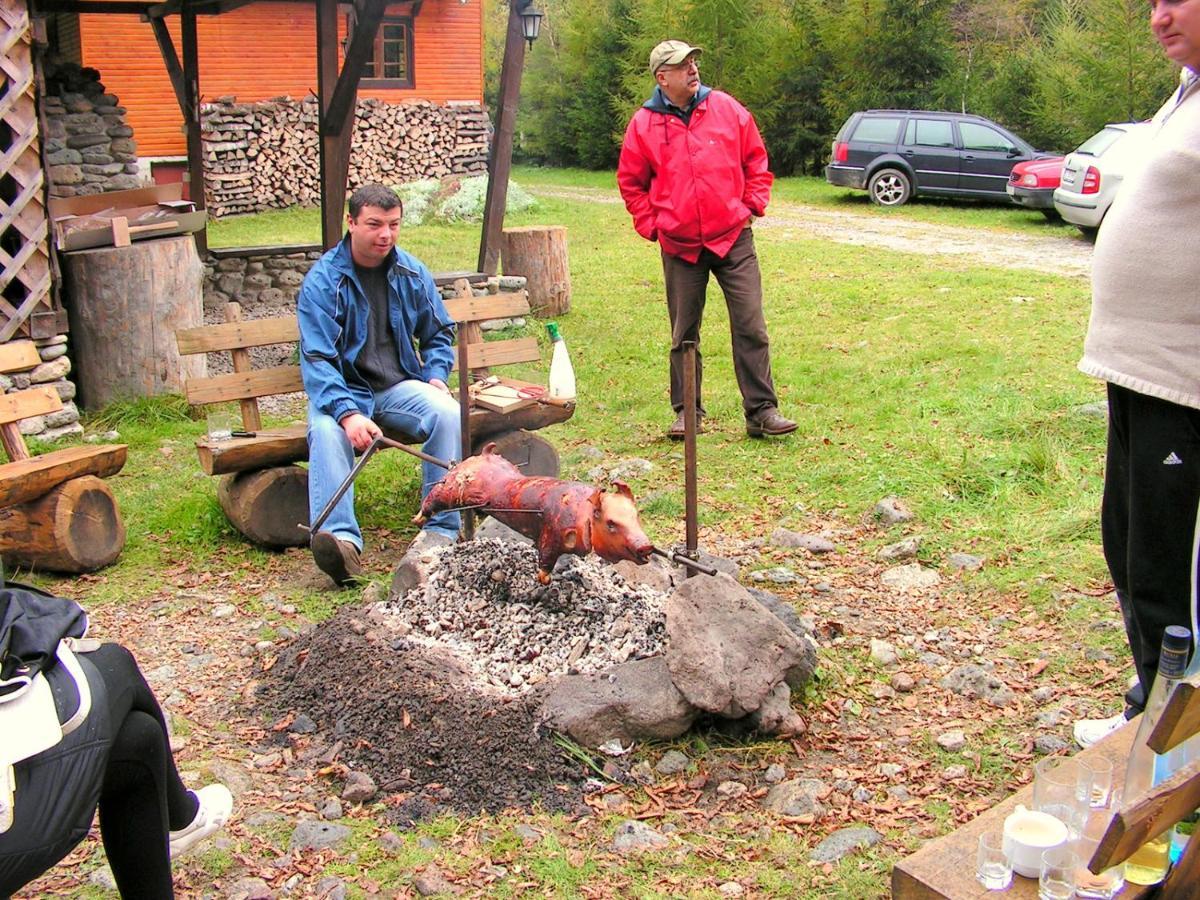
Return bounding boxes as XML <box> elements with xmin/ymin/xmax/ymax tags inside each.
<box><xmin>0</xmin><ymin>336</ymin><xmax>81</xmax><ymax>441</ymax></box>
<box><xmin>201</xmin><ymin>97</ymin><xmax>491</xmax><ymax>217</ymax></box>
<box><xmin>42</xmin><ymin>60</ymin><xmax>145</xmax><ymax>198</ymax></box>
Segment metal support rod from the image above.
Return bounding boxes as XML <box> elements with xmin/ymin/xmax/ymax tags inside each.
<box><xmin>457</xmin><ymin>325</ymin><xmax>475</xmax><ymax>541</ymax></box>
<box><xmin>682</xmin><ymin>341</ymin><xmax>699</xmax><ymax>576</ymax></box>
<box><xmin>305</xmin><ymin>434</ymin><xmax>453</xmax><ymax>536</ymax></box>
<box><xmin>651</xmin><ymin>547</ymin><xmax>717</xmax><ymax>577</ymax></box>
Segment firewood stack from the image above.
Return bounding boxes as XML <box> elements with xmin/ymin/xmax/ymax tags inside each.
<box><xmin>201</xmin><ymin>96</ymin><xmax>492</xmax><ymax>218</ymax></box>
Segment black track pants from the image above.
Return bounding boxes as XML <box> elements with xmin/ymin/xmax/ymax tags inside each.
<box><xmin>1101</xmin><ymin>383</ymin><xmax>1200</xmax><ymax>714</ymax></box>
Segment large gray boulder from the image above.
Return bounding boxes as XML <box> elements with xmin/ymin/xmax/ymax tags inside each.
<box><xmin>666</xmin><ymin>574</ymin><xmax>812</xmax><ymax>718</ymax></box>
<box><xmin>541</xmin><ymin>656</ymin><xmax>697</xmax><ymax>747</ymax></box>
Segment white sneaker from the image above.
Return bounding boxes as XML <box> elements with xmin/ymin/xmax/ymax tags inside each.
<box><xmin>169</xmin><ymin>783</ymin><xmax>233</xmax><ymax>856</ymax></box>
<box><xmin>1073</xmin><ymin>713</ymin><xmax>1127</xmax><ymax>750</ymax></box>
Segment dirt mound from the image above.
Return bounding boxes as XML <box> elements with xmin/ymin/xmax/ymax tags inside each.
<box><xmin>261</xmin><ymin>606</ymin><xmax>592</xmax><ymax>823</ymax></box>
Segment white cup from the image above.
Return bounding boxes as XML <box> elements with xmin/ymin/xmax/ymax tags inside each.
<box><xmin>1003</xmin><ymin>804</ymin><xmax>1070</xmax><ymax>878</ymax></box>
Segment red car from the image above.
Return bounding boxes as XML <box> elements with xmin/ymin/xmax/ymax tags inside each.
<box><xmin>1007</xmin><ymin>156</ymin><xmax>1066</xmax><ymax>217</ymax></box>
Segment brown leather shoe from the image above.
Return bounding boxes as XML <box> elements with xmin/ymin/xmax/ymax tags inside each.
<box><xmin>746</xmin><ymin>408</ymin><xmax>797</xmax><ymax>437</ymax></box>
<box><xmin>311</xmin><ymin>531</ymin><xmax>363</xmax><ymax>586</ymax></box>
<box><xmin>666</xmin><ymin>410</ymin><xmax>705</xmax><ymax>440</ymax></box>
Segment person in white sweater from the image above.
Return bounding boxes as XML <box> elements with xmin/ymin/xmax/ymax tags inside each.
<box><xmin>1074</xmin><ymin>0</ymin><xmax>1200</xmax><ymax>748</ymax></box>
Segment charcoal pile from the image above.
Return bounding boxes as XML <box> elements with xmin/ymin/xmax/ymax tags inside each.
<box><xmin>372</xmin><ymin>539</ymin><xmax>668</xmax><ymax>694</ymax></box>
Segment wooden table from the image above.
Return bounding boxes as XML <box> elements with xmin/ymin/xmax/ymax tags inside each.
<box><xmin>892</xmin><ymin>720</ymin><xmax>1153</xmax><ymax>899</ymax></box>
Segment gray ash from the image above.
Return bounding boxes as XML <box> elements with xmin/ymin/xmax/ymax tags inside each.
<box><xmin>373</xmin><ymin>539</ymin><xmax>667</xmax><ymax>694</ymax></box>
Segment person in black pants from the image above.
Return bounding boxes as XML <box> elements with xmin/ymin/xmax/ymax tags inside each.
<box><xmin>0</xmin><ymin>643</ymin><xmax>232</xmax><ymax>898</ymax></box>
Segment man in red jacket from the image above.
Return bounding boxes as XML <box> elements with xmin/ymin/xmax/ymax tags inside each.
<box><xmin>617</xmin><ymin>39</ymin><xmax>795</xmax><ymax>440</ymax></box>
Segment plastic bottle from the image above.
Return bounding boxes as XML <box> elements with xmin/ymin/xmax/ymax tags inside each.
<box><xmin>1123</xmin><ymin>625</ymin><xmax>1192</xmax><ymax>885</ymax></box>
<box><xmin>546</xmin><ymin>322</ymin><xmax>576</xmax><ymax>401</ymax></box>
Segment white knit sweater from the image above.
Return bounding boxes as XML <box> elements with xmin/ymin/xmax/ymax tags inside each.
<box><xmin>1079</xmin><ymin>77</ymin><xmax>1200</xmax><ymax>410</ymax></box>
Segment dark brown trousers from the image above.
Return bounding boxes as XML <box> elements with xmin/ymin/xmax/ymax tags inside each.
<box><xmin>661</xmin><ymin>227</ymin><xmax>779</xmax><ymax>418</ymax></box>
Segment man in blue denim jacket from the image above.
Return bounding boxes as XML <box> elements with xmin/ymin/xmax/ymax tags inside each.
<box><xmin>298</xmin><ymin>184</ymin><xmax>460</xmax><ymax>586</ymax></box>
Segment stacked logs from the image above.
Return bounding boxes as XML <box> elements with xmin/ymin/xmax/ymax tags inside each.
<box><xmin>201</xmin><ymin>96</ymin><xmax>491</xmax><ymax>218</ymax></box>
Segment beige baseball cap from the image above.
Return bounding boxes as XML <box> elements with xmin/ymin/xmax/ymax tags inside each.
<box><xmin>649</xmin><ymin>40</ymin><xmax>702</xmax><ymax>75</ymax></box>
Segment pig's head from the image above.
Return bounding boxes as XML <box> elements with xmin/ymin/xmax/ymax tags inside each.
<box><xmin>590</xmin><ymin>481</ymin><xmax>653</xmax><ymax>565</ymax></box>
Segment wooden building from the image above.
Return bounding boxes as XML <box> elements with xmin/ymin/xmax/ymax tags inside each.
<box><xmin>42</xmin><ymin>0</ymin><xmax>483</xmax><ymax>162</ymax></box>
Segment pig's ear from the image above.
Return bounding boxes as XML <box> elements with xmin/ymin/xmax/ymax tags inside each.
<box><xmin>611</xmin><ymin>481</ymin><xmax>635</xmax><ymax>501</ymax></box>
<box><xmin>481</xmin><ymin>441</ymin><xmax>498</xmax><ymax>456</ymax></box>
<box><xmin>589</xmin><ymin>488</ymin><xmax>604</xmax><ymax>512</ymax></box>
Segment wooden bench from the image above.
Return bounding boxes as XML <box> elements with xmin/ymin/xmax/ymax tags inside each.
<box><xmin>174</xmin><ymin>279</ymin><xmax>574</xmax><ymax>548</ymax></box>
<box><xmin>893</xmin><ymin>685</ymin><xmax>1200</xmax><ymax>899</ymax></box>
<box><xmin>0</xmin><ymin>340</ymin><xmax>128</xmax><ymax>572</ymax></box>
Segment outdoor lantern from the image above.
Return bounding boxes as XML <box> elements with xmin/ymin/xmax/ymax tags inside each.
<box><xmin>519</xmin><ymin>3</ymin><xmax>543</xmax><ymax>50</ymax></box>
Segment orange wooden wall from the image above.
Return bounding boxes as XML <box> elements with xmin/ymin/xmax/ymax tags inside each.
<box><xmin>77</xmin><ymin>0</ymin><xmax>484</xmax><ymax>157</ymax></box>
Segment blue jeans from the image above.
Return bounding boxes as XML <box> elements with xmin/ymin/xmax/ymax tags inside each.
<box><xmin>307</xmin><ymin>380</ymin><xmax>462</xmax><ymax>548</ymax></box>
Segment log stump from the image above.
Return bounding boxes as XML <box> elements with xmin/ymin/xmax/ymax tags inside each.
<box><xmin>475</xmin><ymin>429</ymin><xmax>560</xmax><ymax>478</ymax></box>
<box><xmin>217</xmin><ymin>465</ymin><xmax>310</xmax><ymax>548</ymax></box>
<box><xmin>501</xmin><ymin>226</ymin><xmax>571</xmax><ymax>317</ymax></box>
<box><xmin>62</xmin><ymin>235</ymin><xmax>205</xmax><ymax>410</ymax></box>
<box><xmin>0</xmin><ymin>475</ymin><xmax>125</xmax><ymax>572</ymax></box>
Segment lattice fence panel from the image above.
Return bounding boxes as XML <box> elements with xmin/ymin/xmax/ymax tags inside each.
<box><xmin>0</xmin><ymin>0</ymin><xmax>49</xmax><ymax>342</ymax></box>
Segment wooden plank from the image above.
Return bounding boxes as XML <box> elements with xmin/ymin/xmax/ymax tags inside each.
<box><xmin>184</xmin><ymin>366</ymin><xmax>304</xmax><ymax>405</ymax></box>
<box><xmin>223</xmin><ymin>302</ymin><xmax>262</xmax><ymax>432</ymax></box>
<box><xmin>175</xmin><ymin>317</ymin><xmax>299</xmax><ymax>355</ymax></box>
<box><xmin>1090</xmin><ymin>757</ymin><xmax>1200</xmax><ymax>873</ymax></box>
<box><xmin>0</xmin><ymin>444</ymin><xmax>127</xmax><ymax>508</ymax></box>
<box><xmin>892</xmin><ymin>720</ymin><xmax>1153</xmax><ymax>899</ymax></box>
<box><xmin>433</xmin><ymin>270</ymin><xmax>487</xmax><ymax>288</ymax></box>
<box><xmin>208</xmin><ymin>243</ymin><xmax>321</xmax><ymax>259</ymax></box>
<box><xmin>198</xmin><ymin>424</ymin><xmax>308</xmax><ymax>476</ymax></box>
<box><xmin>452</xmin><ymin>337</ymin><xmax>540</xmax><ymax>372</ymax></box>
<box><xmin>443</xmin><ymin>290</ymin><xmax>530</xmax><ymax>323</ymax></box>
<box><xmin>0</xmin><ymin>339</ymin><xmax>39</xmax><ymax>373</ymax></box>
<box><xmin>0</xmin><ymin>385</ymin><xmax>61</xmax><ymax>427</ymax></box>
<box><xmin>1147</xmin><ymin>675</ymin><xmax>1200</xmax><ymax>754</ymax></box>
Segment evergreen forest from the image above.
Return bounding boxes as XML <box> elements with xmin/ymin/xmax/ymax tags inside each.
<box><xmin>485</xmin><ymin>0</ymin><xmax>1180</xmax><ymax>174</ymax></box>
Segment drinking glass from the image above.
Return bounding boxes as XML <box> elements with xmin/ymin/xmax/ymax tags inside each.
<box><xmin>1080</xmin><ymin>757</ymin><xmax>1114</xmax><ymax>809</ymax></box>
<box><xmin>206</xmin><ymin>404</ymin><xmax>238</xmax><ymax>442</ymax></box>
<box><xmin>1074</xmin><ymin>789</ymin><xmax>1125</xmax><ymax>900</ymax></box>
<box><xmin>1034</xmin><ymin>757</ymin><xmax>1091</xmax><ymax>838</ymax></box>
<box><xmin>1040</xmin><ymin>846</ymin><xmax>1080</xmax><ymax>900</ymax></box>
<box><xmin>976</xmin><ymin>830</ymin><xmax>1013</xmax><ymax>890</ymax></box>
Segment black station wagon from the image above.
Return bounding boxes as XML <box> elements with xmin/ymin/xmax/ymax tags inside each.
<box><xmin>825</xmin><ymin>109</ymin><xmax>1047</xmax><ymax>206</ymax></box>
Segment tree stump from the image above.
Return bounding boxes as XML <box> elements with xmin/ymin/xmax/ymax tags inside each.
<box><xmin>217</xmin><ymin>465</ymin><xmax>310</xmax><ymax>548</ymax></box>
<box><xmin>501</xmin><ymin>225</ymin><xmax>571</xmax><ymax>317</ymax></box>
<box><xmin>475</xmin><ymin>429</ymin><xmax>560</xmax><ymax>478</ymax></box>
<box><xmin>61</xmin><ymin>235</ymin><xmax>205</xmax><ymax>410</ymax></box>
<box><xmin>0</xmin><ymin>475</ymin><xmax>125</xmax><ymax>572</ymax></box>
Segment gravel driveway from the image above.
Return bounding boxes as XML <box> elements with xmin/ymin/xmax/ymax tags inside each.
<box><xmin>532</xmin><ymin>185</ymin><xmax>1094</xmax><ymax>279</ymax></box>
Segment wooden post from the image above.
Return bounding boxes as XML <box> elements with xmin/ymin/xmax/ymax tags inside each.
<box><xmin>477</xmin><ymin>1</ymin><xmax>527</xmax><ymax>276</ymax></box>
<box><xmin>316</xmin><ymin>0</ymin><xmax>346</xmax><ymax>250</ymax></box>
<box><xmin>180</xmin><ymin>0</ymin><xmax>206</xmax><ymax>252</ymax></box>
<box><xmin>501</xmin><ymin>225</ymin><xmax>571</xmax><ymax>316</ymax></box>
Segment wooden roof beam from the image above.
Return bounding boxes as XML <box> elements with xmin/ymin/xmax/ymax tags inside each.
<box><xmin>32</xmin><ymin>1</ymin><xmax>158</xmax><ymax>14</ymax></box>
<box><xmin>150</xmin><ymin>17</ymin><xmax>189</xmax><ymax>118</ymax></box>
<box><xmin>323</xmin><ymin>0</ymin><xmax>385</xmax><ymax>137</ymax></box>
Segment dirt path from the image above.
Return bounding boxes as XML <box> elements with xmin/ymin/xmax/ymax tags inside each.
<box><xmin>532</xmin><ymin>184</ymin><xmax>1094</xmax><ymax>279</ymax></box>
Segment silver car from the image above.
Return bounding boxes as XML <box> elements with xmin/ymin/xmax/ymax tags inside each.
<box><xmin>1053</xmin><ymin>122</ymin><xmax>1152</xmax><ymax>235</ymax></box>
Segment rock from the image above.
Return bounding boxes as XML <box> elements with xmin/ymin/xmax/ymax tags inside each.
<box><xmin>764</xmin><ymin>763</ymin><xmax>787</xmax><ymax>784</ymax></box>
<box><xmin>878</xmin><ymin>763</ymin><xmax>903</xmax><ymax>778</ymax></box>
<box><xmin>412</xmin><ymin>868</ymin><xmax>461</xmax><ymax>896</ymax></box>
<box><xmin>770</xmin><ymin>527</ymin><xmax>835</xmax><ymax>553</ymax></box>
<box><xmin>472</xmin><ymin>516</ymin><xmax>534</xmax><ymax>546</ymax></box>
<box><xmin>378</xmin><ymin>830</ymin><xmax>404</xmax><ymax>853</ymax></box>
<box><xmin>611</xmin><ymin>819</ymin><xmax>669</xmax><ymax>853</ymax></box>
<box><xmin>666</xmin><ymin>574</ymin><xmax>815</xmax><ymax>718</ymax></box>
<box><xmin>809</xmin><ymin>826</ymin><xmax>882</xmax><ymax>863</ymax></box>
<box><xmin>948</xmin><ymin>552</ymin><xmax>985</xmax><ymax>571</ymax></box>
<box><xmin>611</xmin><ymin>554</ymin><xmax>675</xmax><ymax>592</ymax></box>
<box><xmin>88</xmin><ymin>865</ymin><xmax>117</xmax><ymax>890</ymax></box>
<box><xmin>1036</xmin><ymin>708</ymin><xmax>1066</xmax><ymax>728</ymax></box>
<box><xmin>1031</xmin><ymin>686</ymin><xmax>1056</xmax><ymax>704</ymax></box>
<box><xmin>881</xmin><ymin>563</ymin><xmax>940</xmax><ymax>591</ymax></box>
<box><xmin>878</xmin><ymin>535</ymin><xmax>922</xmax><ymax>560</ymax></box>
<box><xmin>869</xmin><ymin>639</ymin><xmax>899</xmax><ymax>666</ymax></box>
<box><xmin>29</xmin><ymin>356</ymin><xmax>70</xmax><ymax>383</ymax></box>
<box><xmin>514</xmin><ymin>824</ymin><xmax>543</xmax><ymax>842</ymax></box>
<box><xmin>341</xmin><ymin>771</ymin><xmax>378</xmax><ymax>804</ymax></box>
<box><xmin>244</xmin><ymin>811</ymin><xmax>286</xmax><ymax>829</ymax></box>
<box><xmin>288</xmin><ymin>819</ymin><xmax>351</xmax><ymax>851</ymax></box>
<box><xmin>873</xmin><ymin>496</ymin><xmax>913</xmax><ymax>525</ymax></box>
<box><xmin>942</xmin><ymin>764</ymin><xmax>968</xmax><ymax>779</ymax></box>
<box><xmin>891</xmin><ymin>672</ymin><xmax>916</xmax><ymax>692</ymax></box>
<box><xmin>717</xmin><ymin>780</ymin><xmax>749</xmax><ymax>799</ymax></box>
<box><xmin>655</xmin><ymin>749</ymin><xmax>690</xmax><ymax>776</ymax></box>
<box><xmin>763</xmin><ymin>778</ymin><xmax>828</xmax><ymax>818</ymax></box>
<box><xmin>750</xmin><ymin>567</ymin><xmax>801</xmax><ymax>585</ymax></box>
<box><xmin>718</xmin><ymin>883</ymin><xmax>746</xmax><ymax>897</ymax></box>
<box><xmin>746</xmin><ymin>680</ymin><xmax>806</xmax><ymax>736</ymax></box>
<box><xmin>289</xmin><ymin>713</ymin><xmax>318</xmax><ymax>734</ymax></box>
<box><xmin>228</xmin><ymin>877</ymin><xmax>274</xmax><ymax>900</ymax></box>
<box><xmin>390</xmin><ymin>531</ymin><xmax>456</xmax><ymax>597</ymax></box>
<box><xmin>320</xmin><ymin>797</ymin><xmax>343</xmax><ymax>820</ymax></box>
<box><xmin>1034</xmin><ymin>734</ymin><xmax>1069</xmax><ymax>755</ymax></box>
<box><xmin>542</xmin><ymin>656</ymin><xmax>697</xmax><ymax>747</ymax></box>
<box><xmin>212</xmin><ymin>603</ymin><xmax>237</xmax><ymax>618</ymax></box>
<box><xmin>1074</xmin><ymin>401</ymin><xmax>1108</xmax><ymax>418</ymax></box>
<box><xmin>314</xmin><ymin>877</ymin><xmax>347</xmax><ymax>900</ymax></box>
<box><xmin>940</xmin><ymin>664</ymin><xmax>1015</xmax><ymax>706</ymax></box>
<box><xmin>936</xmin><ymin>730</ymin><xmax>966</xmax><ymax>752</ymax></box>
